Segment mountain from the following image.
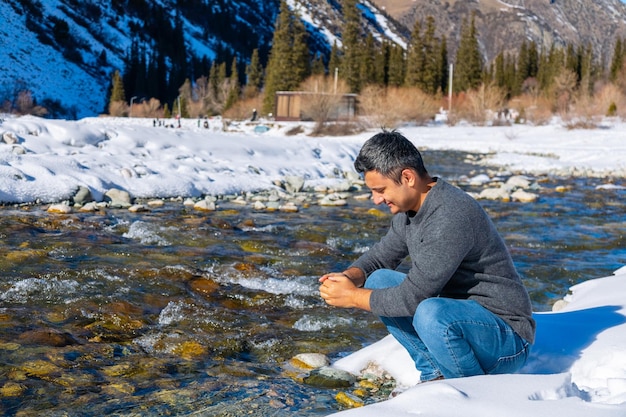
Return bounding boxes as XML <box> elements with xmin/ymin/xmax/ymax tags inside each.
<box><xmin>0</xmin><ymin>0</ymin><xmax>407</xmax><ymax>119</ymax></box>
<box><xmin>372</xmin><ymin>0</ymin><xmax>626</xmax><ymax>64</ymax></box>
<box><xmin>2</xmin><ymin>0</ymin><xmax>626</xmax><ymax>120</ymax></box>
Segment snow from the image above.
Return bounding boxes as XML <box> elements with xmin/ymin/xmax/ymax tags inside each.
<box><xmin>331</xmin><ymin>268</ymin><xmax>626</xmax><ymax>417</ymax></box>
<box><xmin>0</xmin><ymin>114</ymin><xmax>625</xmax><ymax>416</ymax></box>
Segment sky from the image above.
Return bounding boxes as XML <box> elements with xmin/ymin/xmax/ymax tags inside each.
<box><xmin>0</xmin><ymin>114</ymin><xmax>625</xmax><ymax>416</ymax></box>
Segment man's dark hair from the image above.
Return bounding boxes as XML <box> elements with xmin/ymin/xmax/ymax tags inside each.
<box><xmin>354</xmin><ymin>130</ymin><xmax>429</xmax><ymax>183</ymax></box>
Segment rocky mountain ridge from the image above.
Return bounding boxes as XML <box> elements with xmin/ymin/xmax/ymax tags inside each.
<box><xmin>2</xmin><ymin>0</ymin><xmax>625</xmax><ymax>118</ymax></box>
<box><xmin>373</xmin><ymin>0</ymin><xmax>626</xmax><ymax>62</ymax></box>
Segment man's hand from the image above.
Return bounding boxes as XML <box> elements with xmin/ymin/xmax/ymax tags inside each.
<box><xmin>319</xmin><ymin>272</ymin><xmax>371</xmax><ymax>311</ymax></box>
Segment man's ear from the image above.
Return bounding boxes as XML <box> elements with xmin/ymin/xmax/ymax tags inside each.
<box><xmin>401</xmin><ymin>168</ymin><xmax>417</xmax><ymax>186</ymax></box>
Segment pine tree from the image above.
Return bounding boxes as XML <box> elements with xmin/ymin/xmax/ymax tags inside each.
<box><xmin>245</xmin><ymin>48</ymin><xmax>263</xmax><ymax>96</ymax></box>
<box><xmin>438</xmin><ymin>37</ymin><xmax>449</xmax><ymax>94</ymax></box>
<box><xmin>374</xmin><ymin>40</ymin><xmax>389</xmax><ymax>85</ymax></box>
<box><xmin>311</xmin><ymin>53</ymin><xmax>326</xmax><ymax>76</ymax></box>
<box><xmin>565</xmin><ymin>43</ymin><xmax>580</xmax><ymax>85</ymax></box>
<box><xmin>289</xmin><ymin>16</ymin><xmax>311</xmax><ymax>84</ymax></box>
<box><xmin>454</xmin><ymin>13</ymin><xmax>483</xmax><ymax>92</ymax></box>
<box><xmin>421</xmin><ymin>16</ymin><xmax>440</xmax><ymax>95</ymax></box>
<box><xmin>110</xmin><ymin>70</ymin><xmax>126</xmax><ymax>103</ymax></box>
<box><xmin>224</xmin><ymin>57</ymin><xmax>240</xmax><ymax>111</ymax></box>
<box><xmin>527</xmin><ymin>41</ymin><xmax>539</xmax><ymax>79</ymax></box>
<box><xmin>405</xmin><ymin>19</ymin><xmax>424</xmax><ymax>88</ymax></box>
<box><xmin>262</xmin><ymin>0</ymin><xmax>311</xmax><ymax>114</ymax></box>
<box><xmin>340</xmin><ymin>0</ymin><xmax>363</xmax><ymax>93</ymax></box>
<box><xmin>328</xmin><ymin>41</ymin><xmax>341</xmax><ymax>77</ymax></box>
<box><xmin>360</xmin><ymin>33</ymin><xmax>378</xmax><ymax>86</ymax></box>
<box><xmin>387</xmin><ymin>43</ymin><xmax>405</xmax><ymax>87</ymax></box>
<box><xmin>515</xmin><ymin>40</ymin><xmax>530</xmax><ymax>95</ymax></box>
<box><xmin>209</xmin><ymin>61</ymin><xmax>219</xmax><ymax>98</ymax></box>
<box><xmin>537</xmin><ymin>44</ymin><xmax>565</xmax><ymax>92</ymax></box>
<box><xmin>578</xmin><ymin>43</ymin><xmax>595</xmax><ymax>95</ymax></box>
<box><xmin>610</xmin><ymin>37</ymin><xmax>624</xmax><ymax>82</ymax></box>
<box><xmin>505</xmin><ymin>53</ymin><xmax>517</xmax><ymax>97</ymax></box>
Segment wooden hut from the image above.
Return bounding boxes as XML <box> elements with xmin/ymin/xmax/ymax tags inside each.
<box><xmin>274</xmin><ymin>91</ymin><xmax>357</xmax><ymax>121</ymax></box>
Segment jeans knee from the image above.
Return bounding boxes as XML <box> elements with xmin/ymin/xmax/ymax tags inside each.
<box><xmin>364</xmin><ymin>269</ymin><xmax>404</xmax><ymax>290</ymax></box>
<box><xmin>413</xmin><ymin>298</ymin><xmax>448</xmax><ymax>334</ymax></box>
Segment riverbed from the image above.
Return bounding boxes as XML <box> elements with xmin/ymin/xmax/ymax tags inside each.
<box><xmin>0</xmin><ymin>150</ymin><xmax>624</xmax><ymax>416</ymax></box>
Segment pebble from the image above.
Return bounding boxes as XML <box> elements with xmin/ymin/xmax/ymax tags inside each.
<box><xmin>128</xmin><ymin>204</ymin><xmax>150</xmax><ymax>212</ymax></box>
<box><xmin>511</xmin><ymin>189</ymin><xmax>538</xmax><ymax>203</ymax></box>
<box><xmin>279</xmin><ymin>202</ymin><xmax>299</xmax><ymax>212</ymax></box>
<box><xmin>290</xmin><ymin>353</ymin><xmax>330</xmax><ymax>370</ymax></box>
<box><xmin>47</xmin><ymin>203</ymin><xmax>72</xmax><ymax>213</ymax></box>
<box><xmin>194</xmin><ymin>200</ymin><xmax>216</xmax><ymax>211</ymax></box>
<box><xmin>45</xmin><ymin>171</ymin><xmax>549</xmax><ymax>219</ymax></box>
<box><xmin>104</xmin><ymin>188</ymin><xmax>132</xmax><ymax>208</ymax></box>
<box><xmin>147</xmin><ymin>199</ymin><xmax>165</xmax><ymax>207</ymax></box>
<box><xmin>335</xmin><ymin>391</ymin><xmax>364</xmax><ymax>408</ymax></box>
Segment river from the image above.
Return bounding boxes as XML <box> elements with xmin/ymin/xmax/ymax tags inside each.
<box><xmin>0</xmin><ymin>150</ymin><xmax>624</xmax><ymax>416</ymax></box>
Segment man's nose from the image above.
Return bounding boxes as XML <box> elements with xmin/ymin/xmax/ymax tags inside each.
<box><xmin>372</xmin><ymin>194</ymin><xmax>384</xmax><ymax>204</ymax></box>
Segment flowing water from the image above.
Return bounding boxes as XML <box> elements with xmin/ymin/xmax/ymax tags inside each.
<box><xmin>0</xmin><ymin>150</ymin><xmax>624</xmax><ymax>416</ymax></box>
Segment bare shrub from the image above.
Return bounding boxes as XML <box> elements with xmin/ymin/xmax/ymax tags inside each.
<box><xmin>593</xmin><ymin>82</ymin><xmax>626</xmax><ymax>118</ymax></box>
<box><xmin>16</xmin><ymin>90</ymin><xmax>47</xmax><ymax>116</ymax></box>
<box><xmin>563</xmin><ymin>92</ymin><xmax>601</xmax><ymax>129</ymax></box>
<box><xmin>298</xmin><ymin>75</ymin><xmax>349</xmax><ymax>134</ymax></box>
<box><xmin>131</xmin><ymin>98</ymin><xmax>163</xmax><ymax>118</ymax></box>
<box><xmin>222</xmin><ymin>95</ymin><xmax>264</xmax><ymax>121</ymax></box>
<box><xmin>359</xmin><ymin>85</ymin><xmax>397</xmax><ymax>128</ymax></box>
<box><xmin>550</xmin><ymin>69</ymin><xmax>577</xmax><ymax>116</ymax></box>
<box><xmin>451</xmin><ymin>83</ymin><xmax>506</xmax><ymax>125</ymax></box>
<box><xmin>108</xmin><ymin>100</ymin><xmax>128</xmax><ymax>117</ymax></box>
<box><xmin>560</xmin><ymin>82</ymin><xmax>626</xmax><ymax>128</ymax></box>
<box><xmin>398</xmin><ymin>87</ymin><xmax>440</xmax><ymax>125</ymax></box>
<box><xmin>313</xmin><ymin>122</ymin><xmax>362</xmax><ymax>136</ymax></box>
<box><xmin>285</xmin><ymin>125</ymin><xmax>304</xmax><ymax>136</ymax></box>
<box><xmin>445</xmin><ymin>93</ymin><xmax>467</xmax><ymax>126</ymax></box>
<box><xmin>186</xmin><ymin>99</ymin><xmax>205</xmax><ymax>118</ymax></box>
<box><xmin>359</xmin><ymin>85</ymin><xmax>439</xmax><ymax>129</ymax></box>
<box><xmin>509</xmin><ymin>94</ymin><xmax>553</xmax><ymax>126</ymax></box>
<box><xmin>186</xmin><ymin>76</ymin><xmax>238</xmax><ymax>117</ymax></box>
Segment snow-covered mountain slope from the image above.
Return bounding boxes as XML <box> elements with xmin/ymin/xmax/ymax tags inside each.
<box><xmin>0</xmin><ymin>0</ymin><xmax>406</xmax><ymax>119</ymax></box>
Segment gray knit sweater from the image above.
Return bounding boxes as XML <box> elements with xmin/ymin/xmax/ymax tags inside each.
<box><xmin>351</xmin><ymin>178</ymin><xmax>536</xmax><ymax>343</ymax></box>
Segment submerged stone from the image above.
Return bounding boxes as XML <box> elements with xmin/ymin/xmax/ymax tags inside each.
<box><xmin>1</xmin><ymin>382</ymin><xmax>27</xmax><ymax>397</ymax></box>
<box><xmin>303</xmin><ymin>366</ymin><xmax>356</xmax><ymax>388</ymax></box>
<box><xmin>335</xmin><ymin>391</ymin><xmax>364</xmax><ymax>408</ymax></box>
<box><xmin>19</xmin><ymin>328</ymin><xmax>81</xmax><ymax>347</ymax></box>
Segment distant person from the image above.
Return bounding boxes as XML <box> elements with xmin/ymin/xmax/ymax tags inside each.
<box><xmin>319</xmin><ymin>130</ymin><xmax>535</xmax><ymax>383</ymax></box>
<box><xmin>251</xmin><ymin>108</ymin><xmax>257</xmax><ymax>122</ymax></box>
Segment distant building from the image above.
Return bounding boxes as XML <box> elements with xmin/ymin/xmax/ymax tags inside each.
<box><xmin>274</xmin><ymin>91</ymin><xmax>358</xmax><ymax>121</ymax></box>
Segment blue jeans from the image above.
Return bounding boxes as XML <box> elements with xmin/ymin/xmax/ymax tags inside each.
<box><xmin>365</xmin><ymin>269</ymin><xmax>531</xmax><ymax>381</ymax></box>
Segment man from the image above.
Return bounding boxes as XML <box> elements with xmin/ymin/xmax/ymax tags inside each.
<box><xmin>319</xmin><ymin>130</ymin><xmax>535</xmax><ymax>382</ymax></box>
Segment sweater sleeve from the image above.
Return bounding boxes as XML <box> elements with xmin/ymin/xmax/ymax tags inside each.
<box><xmin>350</xmin><ymin>214</ymin><xmax>410</xmax><ymax>274</ymax></box>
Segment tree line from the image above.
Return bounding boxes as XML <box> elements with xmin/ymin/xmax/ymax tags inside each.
<box><xmin>107</xmin><ymin>0</ymin><xmax>626</xmax><ymax>126</ymax></box>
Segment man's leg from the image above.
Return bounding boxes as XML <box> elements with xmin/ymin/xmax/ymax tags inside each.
<box><xmin>413</xmin><ymin>298</ymin><xmax>531</xmax><ymax>379</ymax></box>
<box><xmin>364</xmin><ymin>270</ymin><xmax>443</xmax><ymax>381</ymax></box>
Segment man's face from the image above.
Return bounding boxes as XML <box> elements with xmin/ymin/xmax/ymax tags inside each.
<box><xmin>364</xmin><ymin>170</ymin><xmax>419</xmax><ymax>214</ymax></box>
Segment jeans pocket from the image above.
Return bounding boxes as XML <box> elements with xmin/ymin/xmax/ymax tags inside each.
<box><xmin>486</xmin><ymin>341</ymin><xmax>530</xmax><ymax>375</ymax></box>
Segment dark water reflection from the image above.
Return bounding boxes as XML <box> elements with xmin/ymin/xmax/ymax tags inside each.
<box><xmin>0</xmin><ymin>150</ymin><xmax>624</xmax><ymax>416</ymax></box>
